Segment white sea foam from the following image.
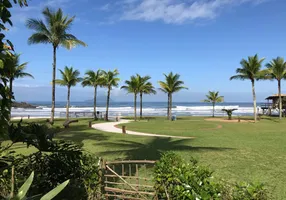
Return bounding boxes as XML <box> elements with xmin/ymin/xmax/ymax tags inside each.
<box><xmin>11</xmin><ymin>105</ymin><xmax>264</xmax><ymax>118</ymax></box>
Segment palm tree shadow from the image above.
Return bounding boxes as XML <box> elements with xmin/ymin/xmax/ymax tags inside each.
<box><xmin>97</xmin><ymin>137</ymin><xmax>233</xmax><ymax>161</ymax></box>
<box><xmin>97</xmin><ymin>137</ymin><xmax>233</xmax><ymax>189</ymax></box>
<box><xmin>56</xmin><ymin>129</ymin><xmax>109</xmax><ymax>144</ymax></box>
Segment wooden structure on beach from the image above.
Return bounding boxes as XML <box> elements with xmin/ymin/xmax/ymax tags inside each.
<box><xmin>261</xmin><ymin>94</ymin><xmax>286</xmax><ymax>115</ymax></box>
<box><xmin>59</xmin><ymin>111</ymin><xmax>104</xmax><ymax>119</ymax></box>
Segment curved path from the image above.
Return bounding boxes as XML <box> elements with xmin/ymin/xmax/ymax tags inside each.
<box><xmin>92</xmin><ymin>120</ymin><xmax>194</xmax><ymax>139</ymax></box>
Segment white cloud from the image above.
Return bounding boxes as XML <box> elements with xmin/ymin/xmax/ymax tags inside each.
<box><xmin>119</xmin><ymin>0</ymin><xmax>270</xmax><ymax>24</ymax></box>
<box><xmin>100</xmin><ymin>3</ymin><xmax>111</xmax><ymax>11</ymax></box>
<box><xmin>10</xmin><ymin>0</ymin><xmax>72</xmax><ymax>24</ymax></box>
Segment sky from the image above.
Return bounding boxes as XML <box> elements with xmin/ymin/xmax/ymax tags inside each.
<box><xmin>7</xmin><ymin>0</ymin><xmax>286</xmax><ymax>102</ymax></box>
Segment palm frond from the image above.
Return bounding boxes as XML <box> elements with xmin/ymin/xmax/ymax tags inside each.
<box><xmin>202</xmin><ymin>91</ymin><xmax>224</xmax><ymax>104</ymax></box>
<box><xmin>57</xmin><ymin>66</ymin><xmax>81</xmax><ymax>87</ymax></box>
<box><xmin>159</xmin><ymin>72</ymin><xmax>187</xmax><ymax>94</ymax></box>
<box><xmin>26</xmin><ymin>7</ymin><xmax>86</xmax><ymax>49</ymax></box>
<box><xmin>28</xmin><ymin>33</ymin><xmax>50</xmax><ymax>45</ymax></box>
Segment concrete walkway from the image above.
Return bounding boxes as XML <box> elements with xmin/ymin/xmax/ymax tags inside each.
<box><xmin>92</xmin><ymin>120</ymin><xmax>194</xmax><ymax>139</ymax></box>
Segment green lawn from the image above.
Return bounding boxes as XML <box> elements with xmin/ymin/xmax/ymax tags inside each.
<box><xmin>7</xmin><ymin>117</ymin><xmax>286</xmax><ymax>199</ymax></box>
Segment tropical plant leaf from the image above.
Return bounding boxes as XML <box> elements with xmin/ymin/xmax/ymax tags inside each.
<box><xmin>40</xmin><ymin>180</ymin><xmax>70</xmax><ymax>200</ymax></box>
<box><xmin>0</xmin><ymin>59</ymin><xmax>4</xmax><ymax>69</ymax></box>
<box><xmin>14</xmin><ymin>172</ymin><xmax>34</xmax><ymax>200</ymax></box>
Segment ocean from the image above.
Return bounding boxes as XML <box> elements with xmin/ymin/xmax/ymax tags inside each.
<box><xmin>11</xmin><ymin>101</ymin><xmax>270</xmax><ymax>118</ymax></box>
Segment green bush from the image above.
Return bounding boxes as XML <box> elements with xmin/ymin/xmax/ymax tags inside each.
<box><xmin>14</xmin><ymin>147</ymin><xmax>101</xmax><ymax>200</ymax></box>
<box><xmin>154</xmin><ymin>152</ymin><xmax>268</xmax><ymax>200</ymax></box>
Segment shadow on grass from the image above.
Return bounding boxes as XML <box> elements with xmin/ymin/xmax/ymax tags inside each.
<box><xmin>260</xmin><ymin>117</ymin><xmax>280</xmax><ymax>123</ymax></box>
<box><xmin>56</xmin><ymin>127</ymin><xmax>110</xmax><ymax>144</ymax></box>
<box><xmin>97</xmin><ymin>137</ymin><xmax>233</xmax><ymax>161</ymax></box>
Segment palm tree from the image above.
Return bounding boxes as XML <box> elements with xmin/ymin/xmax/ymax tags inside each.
<box><xmin>202</xmin><ymin>91</ymin><xmax>224</xmax><ymax>117</ymax></box>
<box><xmin>158</xmin><ymin>72</ymin><xmax>188</xmax><ymax>120</ymax></box>
<box><xmin>102</xmin><ymin>69</ymin><xmax>120</xmax><ymax>121</ymax></box>
<box><xmin>5</xmin><ymin>53</ymin><xmax>34</xmax><ymax>96</ymax></box>
<box><xmin>138</xmin><ymin>75</ymin><xmax>156</xmax><ymax>119</ymax></box>
<box><xmin>82</xmin><ymin>69</ymin><xmax>104</xmax><ymax>120</ymax></box>
<box><xmin>55</xmin><ymin>66</ymin><xmax>81</xmax><ymax>120</ymax></box>
<box><xmin>121</xmin><ymin>75</ymin><xmax>140</xmax><ymax>121</ymax></box>
<box><xmin>26</xmin><ymin>7</ymin><xmax>87</xmax><ymax>123</ymax></box>
<box><xmin>264</xmin><ymin>57</ymin><xmax>286</xmax><ymax>119</ymax></box>
<box><xmin>230</xmin><ymin>54</ymin><xmax>265</xmax><ymax>122</ymax></box>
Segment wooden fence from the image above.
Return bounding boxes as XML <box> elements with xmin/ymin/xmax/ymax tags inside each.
<box><xmin>102</xmin><ymin>160</ymin><xmax>156</xmax><ymax>200</ymax></box>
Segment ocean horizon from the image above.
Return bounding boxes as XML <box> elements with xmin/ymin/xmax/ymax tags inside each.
<box><xmin>11</xmin><ymin>101</ymin><xmax>271</xmax><ymax>118</ymax></box>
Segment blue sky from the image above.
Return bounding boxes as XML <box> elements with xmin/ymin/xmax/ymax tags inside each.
<box><xmin>7</xmin><ymin>0</ymin><xmax>286</xmax><ymax>102</ymax></box>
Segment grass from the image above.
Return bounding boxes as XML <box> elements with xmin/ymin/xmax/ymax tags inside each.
<box><xmin>5</xmin><ymin>116</ymin><xmax>286</xmax><ymax>199</ymax></box>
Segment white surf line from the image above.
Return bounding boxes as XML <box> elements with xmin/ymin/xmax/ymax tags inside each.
<box><xmin>91</xmin><ymin>120</ymin><xmax>194</xmax><ymax>139</ymax></box>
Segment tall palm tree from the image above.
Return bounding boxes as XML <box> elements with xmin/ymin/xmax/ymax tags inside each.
<box><xmin>121</xmin><ymin>75</ymin><xmax>140</xmax><ymax>121</ymax></box>
<box><xmin>264</xmin><ymin>57</ymin><xmax>286</xmax><ymax>119</ymax></box>
<box><xmin>26</xmin><ymin>7</ymin><xmax>86</xmax><ymax>123</ymax></box>
<box><xmin>202</xmin><ymin>91</ymin><xmax>224</xmax><ymax>117</ymax></box>
<box><xmin>158</xmin><ymin>72</ymin><xmax>188</xmax><ymax>120</ymax></box>
<box><xmin>102</xmin><ymin>69</ymin><xmax>120</xmax><ymax>121</ymax></box>
<box><xmin>82</xmin><ymin>69</ymin><xmax>104</xmax><ymax>120</ymax></box>
<box><xmin>230</xmin><ymin>54</ymin><xmax>265</xmax><ymax>122</ymax></box>
<box><xmin>5</xmin><ymin>53</ymin><xmax>34</xmax><ymax>96</ymax></box>
<box><xmin>55</xmin><ymin>66</ymin><xmax>81</xmax><ymax>120</ymax></box>
<box><xmin>138</xmin><ymin>75</ymin><xmax>156</xmax><ymax>119</ymax></box>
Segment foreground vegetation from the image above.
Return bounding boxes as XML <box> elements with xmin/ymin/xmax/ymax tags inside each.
<box><xmin>2</xmin><ymin>117</ymin><xmax>285</xmax><ymax>199</ymax></box>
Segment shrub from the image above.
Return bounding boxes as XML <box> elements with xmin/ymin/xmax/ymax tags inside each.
<box><xmin>14</xmin><ymin>146</ymin><xmax>101</xmax><ymax>200</ymax></box>
<box><xmin>154</xmin><ymin>152</ymin><xmax>268</xmax><ymax>200</ymax></box>
<box><xmin>154</xmin><ymin>152</ymin><xmax>222</xmax><ymax>199</ymax></box>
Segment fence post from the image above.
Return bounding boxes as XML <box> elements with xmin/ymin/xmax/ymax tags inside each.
<box><xmin>99</xmin><ymin>159</ymin><xmax>106</xmax><ymax>197</ymax></box>
<box><xmin>122</xmin><ymin>126</ymin><xmax>126</xmax><ymax>134</ymax></box>
<box><xmin>89</xmin><ymin>121</ymin><xmax>92</xmax><ymax>128</ymax></box>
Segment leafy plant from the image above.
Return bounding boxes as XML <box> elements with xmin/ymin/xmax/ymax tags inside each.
<box><xmin>8</xmin><ymin>171</ymin><xmax>69</xmax><ymax>200</ymax></box>
<box><xmin>8</xmin><ymin>122</ymin><xmax>63</xmax><ymax>152</ymax></box>
<box><xmin>232</xmin><ymin>182</ymin><xmax>268</xmax><ymax>200</ymax></box>
<box><xmin>14</xmin><ymin>145</ymin><xmax>101</xmax><ymax>200</ymax></box>
<box><xmin>0</xmin><ymin>0</ymin><xmax>28</xmax><ymax>136</ymax></box>
<box><xmin>154</xmin><ymin>152</ymin><xmax>222</xmax><ymax>199</ymax></box>
<box><xmin>222</xmin><ymin>109</ymin><xmax>238</xmax><ymax>120</ymax></box>
<box><xmin>154</xmin><ymin>152</ymin><xmax>268</xmax><ymax>200</ymax></box>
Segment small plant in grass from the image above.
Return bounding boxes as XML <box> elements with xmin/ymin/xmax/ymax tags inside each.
<box><xmin>154</xmin><ymin>152</ymin><xmax>268</xmax><ymax>200</ymax></box>
<box><xmin>222</xmin><ymin>109</ymin><xmax>238</xmax><ymax>120</ymax></box>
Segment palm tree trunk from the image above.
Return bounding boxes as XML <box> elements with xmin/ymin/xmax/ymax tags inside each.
<box><xmin>278</xmin><ymin>80</ymin><xmax>282</xmax><ymax>119</ymax></box>
<box><xmin>212</xmin><ymin>102</ymin><xmax>215</xmax><ymax>117</ymax></box>
<box><xmin>251</xmin><ymin>80</ymin><xmax>257</xmax><ymax>122</ymax></box>
<box><xmin>9</xmin><ymin>78</ymin><xmax>13</xmax><ymax>98</ymax></box>
<box><xmin>140</xmin><ymin>92</ymin><xmax>143</xmax><ymax>119</ymax></box>
<box><xmin>94</xmin><ymin>86</ymin><xmax>97</xmax><ymax>120</ymax></box>
<box><xmin>105</xmin><ymin>87</ymin><xmax>111</xmax><ymax>121</ymax></box>
<box><xmin>66</xmin><ymin>86</ymin><xmax>70</xmax><ymax>120</ymax></box>
<box><xmin>134</xmin><ymin>93</ymin><xmax>137</xmax><ymax>121</ymax></box>
<box><xmin>167</xmin><ymin>94</ymin><xmax>170</xmax><ymax>120</ymax></box>
<box><xmin>169</xmin><ymin>94</ymin><xmax>173</xmax><ymax>120</ymax></box>
<box><xmin>51</xmin><ymin>46</ymin><xmax>57</xmax><ymax>124</ymax></box>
